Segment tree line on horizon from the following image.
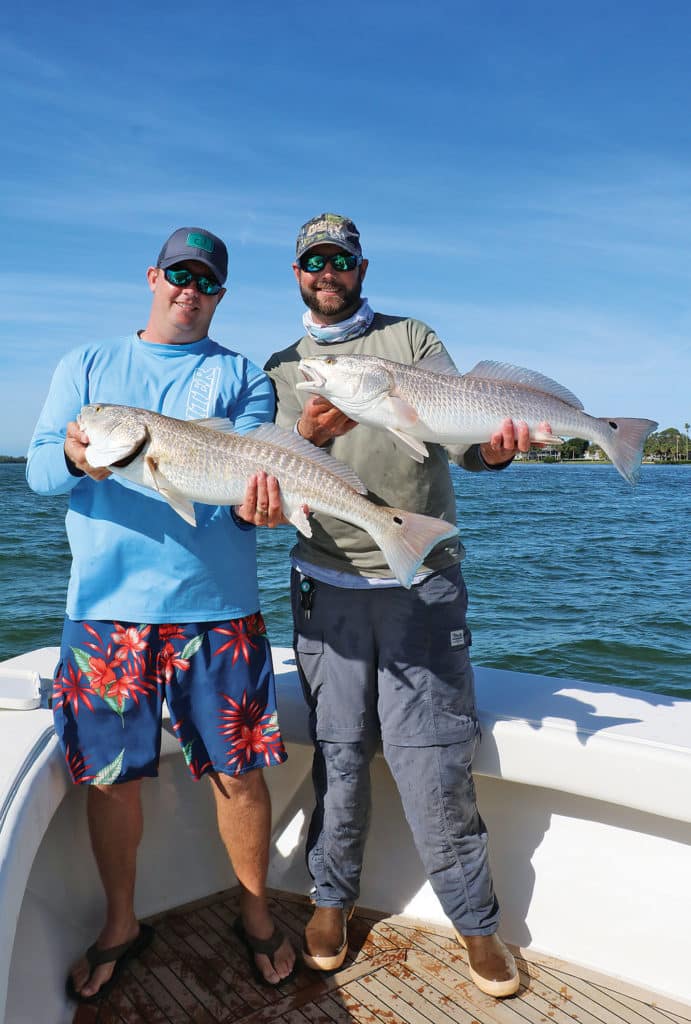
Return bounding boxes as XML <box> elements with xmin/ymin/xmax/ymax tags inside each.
<box><xmin>535</xmin><ymin>425</ymin><xmax>690</xmax><ymax>463</ymax></box>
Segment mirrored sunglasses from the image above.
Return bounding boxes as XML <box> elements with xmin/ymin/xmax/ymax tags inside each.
<box><xmin>298</xmin><ymin>252</ymin><xmax>361</xmax><ymax>273</ymax></box>
<box><xmin>163</xmin><ymin>267</ymin><xmax>222</xmax><ymax>295</ymax></box>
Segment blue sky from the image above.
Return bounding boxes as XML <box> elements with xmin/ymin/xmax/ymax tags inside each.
<box><xmin>2</xmin><ymin>0</ymin><xmax>690</xmax><ymax>454</ymax></box>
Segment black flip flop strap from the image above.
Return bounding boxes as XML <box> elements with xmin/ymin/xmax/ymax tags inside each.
<box><xmin>86</xmin><ymin>930</ymin><xmax>141</xmax><ymax>967</ymax></box>
<box><xmin>243</xmin><ymin>926</ymin><xmax>286</xmax><ymax>958</ymax></box>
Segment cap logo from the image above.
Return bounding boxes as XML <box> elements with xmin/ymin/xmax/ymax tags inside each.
<box><xmin>296</xmin><ymin>212</ymin><xmax>361</xmax><ymax>259</ymax></box>
<box><xmin>186</xmin><ymin>231</ymin><xmax>214</xmax><ymax>253</ymax></box>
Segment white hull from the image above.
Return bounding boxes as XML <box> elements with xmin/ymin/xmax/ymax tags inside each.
<box><xmin>1</xmin><ymin>646</ymin><xmax>690</xmax><ymax>1022</ymax></box>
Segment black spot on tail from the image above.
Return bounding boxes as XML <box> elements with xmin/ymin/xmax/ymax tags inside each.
<box><xmin>609</xmin><ymin>421</ymin><xmax>618</xmax><ymax>430</ymax></box>
<box><xmin>393</xmin><ymin>515</ymin><xmax>403</xmax><ymax>525</ymax></box>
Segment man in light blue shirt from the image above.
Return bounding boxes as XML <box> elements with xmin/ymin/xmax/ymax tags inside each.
<box><xmin>27</xmin><ymin>227</ymin><xmax>295</xmax><ymax>1001</ymax></box>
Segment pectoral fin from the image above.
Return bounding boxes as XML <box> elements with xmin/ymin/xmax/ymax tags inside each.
<box><xmin>145</xmin><ymin>456</ymin><xmax>197</xmax><ymax>526</ymax></box>
<box><xmin>86</xmin><ymin>441</ymin><xmax>140</xmax><ymax>468</ymax></box>
<box><xmin>85</xmin><ymin>426</ymin><xmax>149</xmax><ymax>469</ymax></box>
<box><xmin>388</xmin><ymin>394</ymin><xmax>420</xmax><ymax>427</ymax></box>
<box><xmin>387</xmin><ymin>428</ymin><xmax>429</xmax><ymax>462</ymax></box>
<box><xmin>533</xmin><ymin>430</ymin><xmax>563</xmax><ymax>445</ymax></box>
<box><xmin>288</xmin><ymin>505</ymin><xmax>313</xmax><ymax>538</ymax></box>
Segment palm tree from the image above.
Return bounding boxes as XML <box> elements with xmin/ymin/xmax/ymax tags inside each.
<box><xmin>685</xmin><ymin>422</ymin><xmax>690</xmax><ymax>461</ymax></box>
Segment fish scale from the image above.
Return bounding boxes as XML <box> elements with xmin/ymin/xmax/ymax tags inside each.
<box><xmin>398</xmin><ymin>370</ymin><xmax>595</xmax><ymax>439</ymax></box>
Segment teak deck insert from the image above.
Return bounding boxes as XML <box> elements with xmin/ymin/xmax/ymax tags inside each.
<box><xmin>72</xmin><ymin>887</ymin><xmax>691</xmax><ymax>1024</ymax></box>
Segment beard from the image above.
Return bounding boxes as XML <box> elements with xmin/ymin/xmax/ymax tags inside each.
<box><xmin>299</xmin><ymin>272</ymin><xmax>363</xmax><ymax>322</ymax></box>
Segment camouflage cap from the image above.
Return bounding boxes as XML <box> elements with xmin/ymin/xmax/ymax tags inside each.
<box><xmin>295</xmin><ymin>213</ymin><xmax>362</xmax><ymax>260</ymax></box>
<box><xmin>157</xmin><ymin>227</ymin><xmax>228</xmax><ymax>284</ymax></box>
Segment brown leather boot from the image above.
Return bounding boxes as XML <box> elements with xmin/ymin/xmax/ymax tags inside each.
<box><xmin>455</xmin><ymin>931</ymin><xmax>520</xmax><ymax>998</ymax></box>
<box><xmin>303</xmin><ymin>906</ymin><xmax>355</xmax><ymax>971</ymax></box>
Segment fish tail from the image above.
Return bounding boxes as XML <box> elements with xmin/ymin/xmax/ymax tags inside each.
<box><xmin>373</xmin><ymin>510</ymin><xmax>459</xmax><ymax>589</ymax></box>
<box><xmin>596</xmin><ymin>417</ymin><xmax>658</xmax><ymax>485</ymax></box>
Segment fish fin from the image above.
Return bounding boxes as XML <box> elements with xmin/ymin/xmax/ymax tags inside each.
<box><xmin>287</xmin><ymin>505</ymin><xmax>313</xmax><ymax>538</ymax></box>
<box><xmin>465</xmin><ymin>361</ymin><xmax>585</xmax><ymax>411</ymax></box>
<box><xmin>416</xmin><ymin>352</ymin><xmax>462</xmax><ymax>376</ymax></box>
<box><xmin>387</xmin><ymin>428</ymin><xmax>429</xmax><ymax>462</ymax></box>
<box><xmin>85</xmin><ymin>444</ymin><xmax>133</xmax><ymax>468</ymax></box>
<box><xmin>373</xmin><ymin>509</ymin><xmax>458</xmax><ymax>589</ymax></box>
<box><xmin>387</xmin><ymin>393</ymin><xmax>420</xmax><ymax>426</ymax></box>
<box><xmin>85</xmin><ymin>429</ymin><xmax>147</xmax><ymax>468</ymax></box>
<box><xmin>533</xmin><ymin>431</ymin><xmax>563</xmax><ymax>445</ymax></box>
<box><xmin>145</xmin><ymin>456</ymin><xmax>197</xmax><ymax>526</ymax></box>
<box><xmin>594</xmin><ymin>417</ymin><xmax>658</xmax><ymax>485</ymax></box>
<box><xmin>247</xmin><ymin>422</ymin><xmax>368</xmax><ymax>494</ymax></box>
<box><xmin>190</xmin><ymin>417</ymin><xmax>235</xmax><ymax>434</ymax></box>
<box><xmin>163</xmin><ymin>494</ymin><xmax>198</xmax><ymax>526</ymax></box>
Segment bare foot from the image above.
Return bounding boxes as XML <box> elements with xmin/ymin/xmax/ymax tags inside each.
<box><xmin>254</xmin><ymin>930</ymin><xmax>294</xmax><ymax>985</ymax></box>
<box><xmin>68</xmin><ymin>921</ymin><xmax>141</xmax><ymax>999</ymax></box>
<box><xmin>239</xmin><ymin>894</ymin><xmax>296</xmax><ymax>984</ymax></box>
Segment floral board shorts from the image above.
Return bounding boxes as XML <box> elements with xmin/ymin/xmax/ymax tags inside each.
<box><xmin>52</xmin><ymin>613</ymin><xmax>288</xmax><ymax>785</ymax></box>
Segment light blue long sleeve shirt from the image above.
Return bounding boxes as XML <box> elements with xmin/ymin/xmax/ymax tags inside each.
<box><xmin>27</xmin><ymin>333</ymin><xmax>274</xmax><ymax>623</ymax></box>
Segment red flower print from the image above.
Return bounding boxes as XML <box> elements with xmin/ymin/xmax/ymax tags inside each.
<box><xmin>105</xmin><ymin>672</ymin><xmax>155</xmax><ymax>709</ymax></box>
<box><xmin>220</xmin><ymin>691</ymin><xmax>285</xmax><ymax>771</ymax></box>
<box><xmin>81</xmin><ymin>622</ymin><xmax>115</xmax><ymax>661</ymax></box>
<box><xmin>189</xmin><ymin>757</ymin><xmax>213</xmax><ymax>780</ymax></box>
<box><xmin>213</xmin><ymin>621</ymin><xmax>259</xmax><ymax>665</ymax></box>
<box><xmin>157</xmin><ymin>641</ymin><xmax>190</xmax><ymax>683</ymax></box>
<box><xmin>159</xmin><ymin>624</ymin><xmax>186</xmax><ymax>642</ymax></box>
<box><xmin>111</xmin><ymin>624</ymin><xmax>150</xmax><ymax>665</ymax></box>
<box><xmin>65</xmin><ymin>745</ymin><xmax>94</xmax><ymax>784</ymax></box>
<box><xmin>87</xmin><ymin>657</ymin><xmax>118</xmax><ymax>698</ymax></box>
<box><xmin>245</xmin><ymin>612</ymin><xmax>267</xmax><ymax>637</ymax></box>
<box><xmin>53</xmin><ymin>662</ymin><xmax>95</xmax><ymax>716</ymax></box>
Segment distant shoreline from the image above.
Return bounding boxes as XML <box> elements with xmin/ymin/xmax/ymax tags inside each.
<box><xmin>512</xmin><ymin>459</ymin><xmax>690</xmax><ymax>467</ymax></box>
<box><xmin>2</xmin><ymin>457</ymin><xmax>689</xmax><ymax>468</ymax></box>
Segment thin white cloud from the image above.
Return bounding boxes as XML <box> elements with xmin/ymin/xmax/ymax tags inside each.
<box><xmin>0</xmin><ymin>35</ymin><xmax>65</xmax><ymax>80</ymax></box>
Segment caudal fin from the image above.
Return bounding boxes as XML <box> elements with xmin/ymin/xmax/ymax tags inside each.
<box><xmin>598</xmin><ymin>417</ymin><xmax>658</xmax><ymax>485</ymax></box>
<box><xmin>373</xmin><ymin>509</ymin><xmax>458</xmax><ymax>588</ymax></box>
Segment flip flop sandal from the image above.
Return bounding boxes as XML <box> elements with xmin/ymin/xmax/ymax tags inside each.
<box><xmin>232</xmin><ymin>916</ymin><xmax>296</xmax><ymax>988</ymax></box>
<box><xmin>66</xmin><ymin>922</ymin><xmax>154</xmax><ymax>1003</ymax></box>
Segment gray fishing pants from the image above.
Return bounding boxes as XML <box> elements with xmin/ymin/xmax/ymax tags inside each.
<box><xmin>290</xmin><ymin>564</ymin><xmax>500</xmax><ymax>936</ymax></box>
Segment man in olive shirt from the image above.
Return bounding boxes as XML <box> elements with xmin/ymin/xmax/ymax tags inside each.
<box><xmin>265</xmin><ymin>213</ymin><xmax>540</xmax><ymax>998</ymax></box>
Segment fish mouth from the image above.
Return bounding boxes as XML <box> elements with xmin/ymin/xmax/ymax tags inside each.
<box><xmin>296</xmin><ymin>365</ymin><xmax>326</xmax><ymax>391</ymax></box>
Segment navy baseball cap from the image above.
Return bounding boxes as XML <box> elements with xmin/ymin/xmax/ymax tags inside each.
<box><xmin>295</xmin><ymin>213</ymin><xmax>362</xmax><ymax>260</ymax></box>
<box><xmin>157</xmin><ymin>227</ymin><xmax>228</xmax><ymax>285</ymax></box>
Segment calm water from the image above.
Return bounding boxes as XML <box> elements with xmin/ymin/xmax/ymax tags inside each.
<box><xmin>1</xmin><ymin>463</ymin><xmax>689</xmax><ymax>698</ymax></box>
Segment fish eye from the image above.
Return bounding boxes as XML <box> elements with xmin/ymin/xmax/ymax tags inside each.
<box><xmin>324</xmin><ymin>357</ymin><xmax>335</xmax><ymax>365</ymax></box>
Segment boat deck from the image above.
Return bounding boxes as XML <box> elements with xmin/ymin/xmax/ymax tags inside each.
<box><xmin>71</xmin><ymin>888</ymin><xmax>691</xmax><ymax>1024</ymax></box>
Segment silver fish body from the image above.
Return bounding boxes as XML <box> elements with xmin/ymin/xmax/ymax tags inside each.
<box><xmin>78</xmin><ymin>403</ymin><xmax>458</xmax><ymax>588</ymax></box>
<box><xmin>296</xmin><ymin>354</ymin><xmax>658</xmax><ymax>485</ymax></box>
